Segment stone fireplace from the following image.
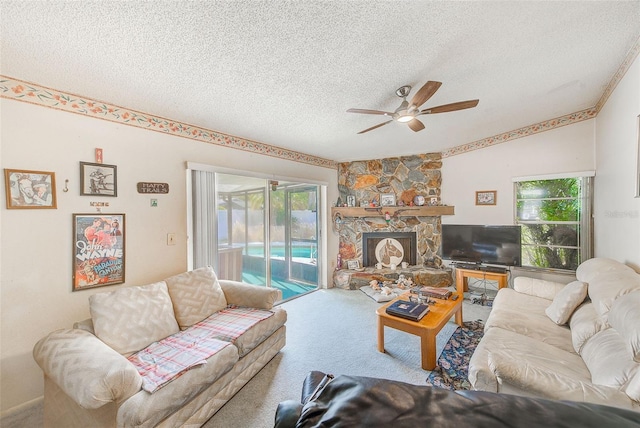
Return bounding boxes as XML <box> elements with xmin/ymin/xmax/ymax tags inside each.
<box><xmin>333</xmin><ymin>153</ymin><xmax>453</xmax><ymax>289</ymax></box>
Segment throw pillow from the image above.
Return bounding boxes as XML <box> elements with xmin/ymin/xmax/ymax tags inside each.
<box><xmin>165</xmin><ymin>266</ymin><xmax>227</xmax><ymax>329</ymax></box>
<box><xmin>90</xmin><ymin>281</ymin><xmax>180</xmax><ymax>355</ymax></box>
<box><xmin>545</xmin><ymin>280</ymin><xmax>588</xmax><ymax>325</ymax></box>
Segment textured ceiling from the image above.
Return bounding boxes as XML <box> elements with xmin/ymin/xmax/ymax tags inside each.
<box><xmin>1</xmin><ymin>1</ymin><xmax>639</xmax><ymax>163</ymax></box>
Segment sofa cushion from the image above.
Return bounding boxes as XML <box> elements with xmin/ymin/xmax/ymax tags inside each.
<box><xmin>607</xmin><ymin>291</ymin><xmax>640</xmax><ymax>361</ymax></box>
<box><xmin>581</xmin><ymin>328</ymin><xmax>639</xmax><ymax>388</ymax></box>
<box><xmin>624</xmin><ymin>369</ymin><xmax>640</xmax><ymax>402</ymax></box>
<box><xmin>90</xmin><ymin>281</ymin><xmax>180</xmax><ymax>355</ymax></box>
<box><xmin>576</xmin><ymin>258</ymin><xmax>634</xmax><ymax>283</ymax></box>
<box><xmin>512</xmin><ymin>277</ymin><xmax>567</xmax><ymax>300</ymax></box>
<box><xmin>485</xmin><ymin>288</ymin><xmax>574</xmax><ymax>353</ymax></box>
<box><xmin>545</xmin><ymin>280</ymin><xmax>588</xmax><ymax>325</ymax></box>
<box><xmin>189</xmin><ymin>306</ymin><xmax>286</xmax><ymax>357</ymax></box>
<box><xmin>233</xmin><ymin>307</ymin><xmax>287</xmax><ymax>357</ymax></box>
<box><xmin>469</xmin><ymin>327</ymin><xmax>590</xmax><ymax>393</ymax></box>
<box><xmin>569</xmin><ymin>302</ymin><xmax>606</xmax><ymax>354</ymax></box>
<box><xmin>586</xmin><ymin>270</ymin><xmax>640</xmax><ymax>321</ymax></box>
<box><xmin>118</xmin><ymin>342</ymin><xmax>239</xmax><ymax>427</ymax></box>
<box><xmin>165</xmin><ymin>266</ymin><xmax>227</xmax><ymax>329</ymax></box>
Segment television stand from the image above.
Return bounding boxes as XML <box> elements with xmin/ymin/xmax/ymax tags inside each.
<box><xmin>455</xmin><ymin>267</ymin><xmax>508</xmax><ymax>294</ymax></box>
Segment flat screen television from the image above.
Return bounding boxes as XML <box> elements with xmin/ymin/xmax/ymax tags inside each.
<box><xmin>440</xmin><ymin>224</ymin><xmax>522</xmax><ymax>267</ymax></box>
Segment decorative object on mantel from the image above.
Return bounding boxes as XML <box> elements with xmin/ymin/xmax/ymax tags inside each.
<box><xmin>413</xmin><ymin>194</ymin><xmax>425</xmax><ymax>206</ymax></box>
<box><xmin>380</xmin><ymin>192</ymin><xmax>396</xmax><ymax>206</ymax></box>
<box><xmin>137</xmin><ymin>182</ymin><xmax>169</xmax><ymax>194</ymax></box>
<box><xmin>4</xmin><ymin>168</ymin><xmax>57</xmax><ymax>209</ymax></box>
<box><xmin>475</xmin><ymin>190</ymin><xmax>496</xmax><ymax>206</ymax></box>
<box><xmin>80</xmin><ymin>162</ymin><xmax>117</xmax><ymax>197</ymax></box>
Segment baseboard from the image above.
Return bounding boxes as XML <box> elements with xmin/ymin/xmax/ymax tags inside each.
<box><xmin>0</xmin><ymin>396</ymin><xmax>44</xmax><ymax>428</ymax></box>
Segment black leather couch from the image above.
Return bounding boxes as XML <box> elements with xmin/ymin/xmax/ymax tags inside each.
<box><xmin>275</xmin><ymin>371</ymin><xmax>640</xmax><ymax>428</ymax></box>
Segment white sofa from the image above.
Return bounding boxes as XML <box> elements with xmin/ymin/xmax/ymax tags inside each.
<box><xmin>33</xmin><ymin>267</ymin><xmax>287</xmax><ymax>427</ymax></box>
<box><xmin>469</xmin><ymin>258</ymin><xmax>640</xmax><ymax>411</ymax></box>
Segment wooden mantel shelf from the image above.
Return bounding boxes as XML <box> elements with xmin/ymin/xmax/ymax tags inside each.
<box><xmin>331</xmin><ymin>205</ymin><xmax>454</xmax><ymax>218</ymax></box>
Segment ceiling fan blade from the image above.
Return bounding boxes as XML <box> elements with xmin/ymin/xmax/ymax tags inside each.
<box><xmin>420</xmin><ymin>99</ymin><xmax>479</xmax><ymax>115</ymax></box>
<box><xmin>409</xmin><ymin>81</ymin><xmax>442</xmax><ymax>108</ymax></box>
<box><xmin>347</xmin><ymin>108</ymin><xmax>393</xmax><ymax>116</ymax></box>
<box><xmin>407</xmin><ymin>118</ymin><xmax>425</xmax><ymax>132</ymax></box>
<box><xmin>357</xmin><ymin>120</ymin><xmax>393</xmax><ymax>134</ymax></box>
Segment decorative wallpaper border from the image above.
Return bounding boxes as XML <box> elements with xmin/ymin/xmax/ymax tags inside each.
<box><xmin>595</xmin><ymin>34</ymin><xmax>640</xmax><ymax>113</ymax></box>
<box><xmin>0</xmin><ymin>76</ymin><xmax>338</xmax><ymax>170</ymax></box>
<box><xmin>441</xmin><ymin>108</ymin><xmax>597</xmax><ymax>158</ymax></box>
<box><xmin>1</xmin><ymin>31</ymin><xmax>638</xmax><ymax>165</ymax></box>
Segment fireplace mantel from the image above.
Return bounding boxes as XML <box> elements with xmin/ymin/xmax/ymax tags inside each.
<box><xmin>332</xmin><ymin>205</ymin><xmax>454</xmax><ymax>218</ymax></box>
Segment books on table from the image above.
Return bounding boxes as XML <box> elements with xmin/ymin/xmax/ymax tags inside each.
<box><xmin>411</xmin><ymin>286</ymin><xmax>452</xmax><ymax>300</ymax></box>
<box><xmin>385</xmin><ymin>300</ymin><xmax>430</xmax><ymax>321</ymax></box>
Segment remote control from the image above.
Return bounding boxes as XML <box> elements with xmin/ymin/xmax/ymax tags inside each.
<box><xmin>452</xmin><ymin>295</ymin><xmax>459</xmax><ymax>301</ymax></box>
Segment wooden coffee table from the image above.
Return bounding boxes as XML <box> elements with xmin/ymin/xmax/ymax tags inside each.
<box><xmin>376</xmin><ymin>292</ymin><xmax>463</xmax><ymax>370</ymax></box>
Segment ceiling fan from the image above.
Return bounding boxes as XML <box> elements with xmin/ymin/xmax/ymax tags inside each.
<box><xmin>347</xmin><ymin>81</ymin><xmax>479</xmax><ymax>134</ymax></box>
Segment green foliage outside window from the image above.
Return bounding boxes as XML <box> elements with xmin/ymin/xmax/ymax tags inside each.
<box><xmin>516</xmin><ymin>178</ymin><xmax>584</xmax><ymax>271</ymax></box>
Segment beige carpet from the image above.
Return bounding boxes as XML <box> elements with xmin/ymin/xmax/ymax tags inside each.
<box><xmin>203</xmin><ymin>286</ymin><xmax>492</xmax><ymax>428</ymax></box>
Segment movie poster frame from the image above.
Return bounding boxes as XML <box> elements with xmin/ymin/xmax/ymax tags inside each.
<box><xmin>72</xmin><ymin>213</ymin><xmax>125</xmax><ymax>291</ymax></box>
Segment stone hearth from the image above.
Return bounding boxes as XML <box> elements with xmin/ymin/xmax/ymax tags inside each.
<box><xmin>333</xmin><ymin>266</ymin><xmax>453</xmax><ymax>290</ymax></box>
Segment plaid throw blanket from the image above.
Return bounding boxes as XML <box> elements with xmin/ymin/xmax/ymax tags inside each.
<box><xmin>128</xmin><ymin>306</ymin><xmax>274</xmax><ymax>393</ymax></box>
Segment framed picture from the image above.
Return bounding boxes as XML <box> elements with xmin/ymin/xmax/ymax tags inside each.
<box><xmin>80</xmin><ymin>162</ymin><xmax>117</xmax><ymax>196</ymax></box>
<box><xmin>72</xmin><ymin>213</ymin><xmax>125</xmax><ymax>290</ymax></box>
<box><xmin>346</xmin><ymin>259</ymin><xmax>360</xmax><ymax>270</ymax></box>
<box><xmin>380</xmin><ymin>192</ymin><xmax>396</xmax><ymax>207</ymax></box>
<box><xmin>346</xmin><ymin>195</ymin><xmax>356</xmax><ymax>207</ymax></box>
<box><xmin>476</xmin><ymin>190</ymin><xmax>497</xmax><ymax>205</ymax></box>
<box><xmin>4</xmin><ymin>168</ymin><xmax>57</xmax><ymax>209</ymax></box>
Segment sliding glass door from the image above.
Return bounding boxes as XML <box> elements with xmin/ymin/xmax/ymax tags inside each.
<box><xmin>192</xmin><ymin>170</ymin><xmax>320</xmax><ymax>301</ymax></box>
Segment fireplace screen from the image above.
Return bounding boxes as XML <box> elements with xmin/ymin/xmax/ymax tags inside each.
<box><xmin>362</xmin><ymin>232</ymin><xmax>417</xmax><ymax>267</ymax></box>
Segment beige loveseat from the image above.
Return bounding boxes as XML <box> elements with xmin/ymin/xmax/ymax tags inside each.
<box><xmin>468</xmin><ymin>258</ymin><xmax>640</xmax><ymax>411</ymax></box>
<box><xmin>33</xmin><ymin>267</ymin><xmax>287</xmax><ymax>427</ymax></box>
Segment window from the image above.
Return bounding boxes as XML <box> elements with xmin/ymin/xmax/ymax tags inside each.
<box><xmin>514</xmin><ymin>173</ymin><xmax>593</xmax><ymax>271</ymax></box>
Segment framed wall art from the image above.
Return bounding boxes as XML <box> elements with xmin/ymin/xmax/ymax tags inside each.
<box><xmin>80</xmin><ymin>162</ymin><xmax>117</xmax><ymax>196</ymax></box>
<box><xmin>4</xmin><ymin>168</ymin><xmax>57</xmax><ymax>209</ymax></box>
<box><xmin>73</xmin><ymin>213</ymin><xmax>125</xmax><ymax>290</ymax></box>
<box><xmin>476</xmin><ymin>190</ymin><xmax>497</xmax><ymax>206</ymax></box>
<box><xmin>380</xmin><ymin>192</ymin><xmax>396</xmax><ymax>206</ymax></box>
<box><xmin>346</xmin><ymin>259</ymin><xmax>360</xmax><ymax>270</ymax></box>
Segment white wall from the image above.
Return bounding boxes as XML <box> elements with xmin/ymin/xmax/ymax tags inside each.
<box><xmin>441</xmin><ymin>119</ymin><xmax>596</xmax><ymax>284</ymax></box>
<box><xmin>0</xmin><ymin>99</ymin><xmax>338</xmax><ymax>412</ymax></box>
<box><xmin>594</xmin><ymin>54</ymin><xmax>640</xmax><ymax>270</ymax></box>
<box><xmin>441</xmin><ymin>119</ymin><xmax>596</xmax><ymax>225</ymax></box>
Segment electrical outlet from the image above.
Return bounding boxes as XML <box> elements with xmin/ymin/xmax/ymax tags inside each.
<box><xmin>167</xmin><ymin>233</ymin><xmax>176</xmax><ymax>246</ymax></box>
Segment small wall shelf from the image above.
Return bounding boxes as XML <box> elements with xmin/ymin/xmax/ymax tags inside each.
<box><xmin>331</xmin><ymin>205</ymin><xmax>454</xmax><ymax>218</ymax></box>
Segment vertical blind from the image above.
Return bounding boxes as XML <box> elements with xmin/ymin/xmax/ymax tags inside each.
<box><xmin>191</xmin><ymin>169</ymin><xmax>217</xmax><ymax>270</ymax></box>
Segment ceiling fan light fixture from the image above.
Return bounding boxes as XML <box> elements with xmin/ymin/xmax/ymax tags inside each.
<box><xmin>395</xmin><ymin>113</ymin><xmax>414</xmax><ymax>123</ymax></box>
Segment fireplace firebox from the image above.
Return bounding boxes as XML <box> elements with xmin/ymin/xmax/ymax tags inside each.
<box><xmin>362</xmin><ymin>232</ymin><xmax>417</xmax><ymax>267</ymax></box>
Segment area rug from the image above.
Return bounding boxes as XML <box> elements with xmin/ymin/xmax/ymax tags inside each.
<box><xmin>425</xmin><ymin>320</ymin><xmax>484</xmax><ymax>390</ymax></box>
